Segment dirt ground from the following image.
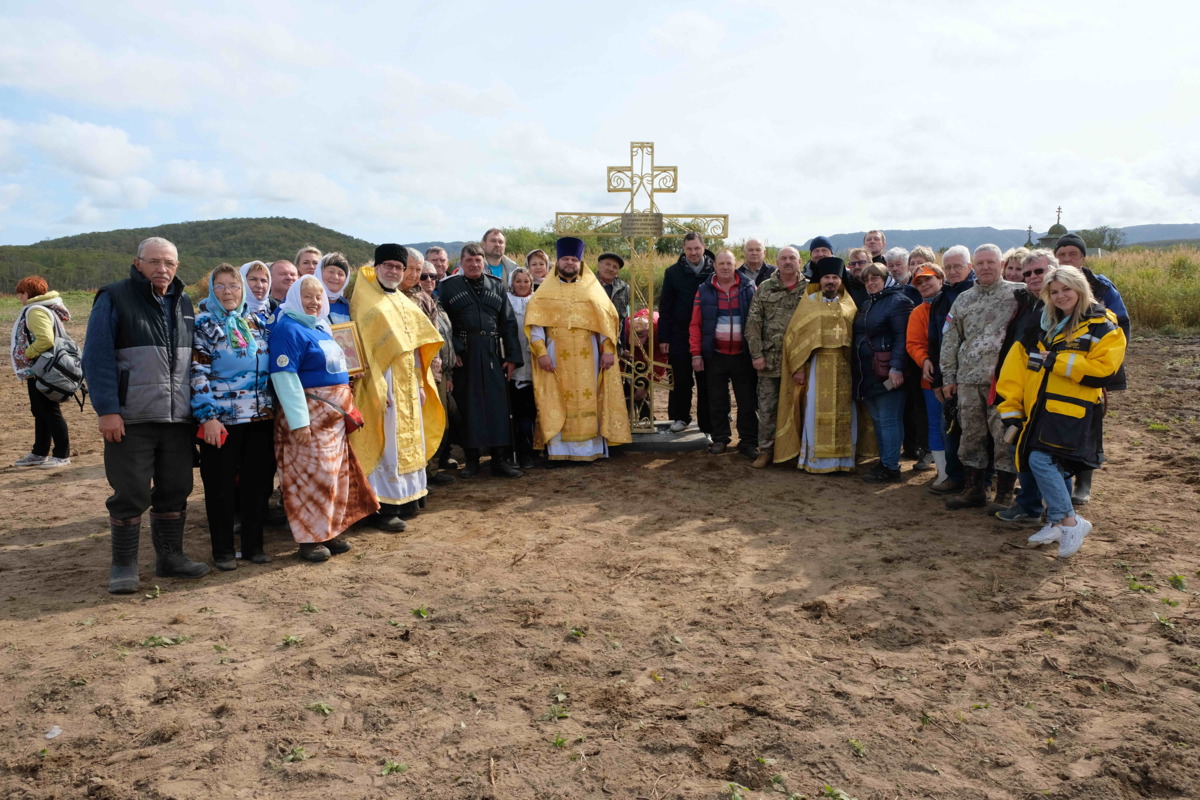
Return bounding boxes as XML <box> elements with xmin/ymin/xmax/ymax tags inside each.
<box><xmin>2</xmin><ymin>306</ymin><xmax>1199</xmax><ymax>800</ymax></box>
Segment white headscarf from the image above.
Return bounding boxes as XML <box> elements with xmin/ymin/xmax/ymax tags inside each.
<box><xmin>278</xmin><ymin>275</ymin><xmax>331</xmax><ymax>332</ymax></box>
<box><xmin>315</xmin><ymin>254</ymin><xmax>348</xmax><ymax>305</ymax></box>
<box><xmin>239</xmin><ymin>261</ymin><xmax>272</xmax><ymax>315</ymax></box>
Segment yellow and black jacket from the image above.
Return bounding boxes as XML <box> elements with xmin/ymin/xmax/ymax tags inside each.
<box><xmin>996</xmin><ymin>303</ymin><xmax>1126</xmax><ymax>472</ymax></box>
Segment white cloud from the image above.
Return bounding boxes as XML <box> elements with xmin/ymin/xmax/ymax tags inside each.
<box><xmin>29</xmin><ymin>116</ymin><xmax>152</xmax><ymax>179</ymax></box>
<box><xmin>65</xmin><ymin>197</ymin><xmax>104</xmax><ymax>226</ymax></box>
<box><xmin>0</xmin><ymin>183</ymin><xmax>20</xmax><ymax>213</ymax></box>
<box><xmin>79</xmin><ymin>177</ymin><xmax>155</xmax><ymax>210</ymax></box>
<box><xmin>161</xmin><ymin>160</ymin><xmax>227</xmax><ymax>196</ymax></box>
<box><xmin>646</xmin><ymin>10</ymin><xmax>725</xmax><ymax>58</ymax></box>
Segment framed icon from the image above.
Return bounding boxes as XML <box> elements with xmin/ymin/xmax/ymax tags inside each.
<box><xmin>330</xmin><ymin>322</ymin><xmax>366</xmax><ymax>376</ymax></box>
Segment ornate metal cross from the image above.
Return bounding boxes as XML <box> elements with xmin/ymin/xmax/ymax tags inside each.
<box><xmin>556</xmin><ymin>141</ymin><xmax>729</xmax><ymax>432</ymax></box>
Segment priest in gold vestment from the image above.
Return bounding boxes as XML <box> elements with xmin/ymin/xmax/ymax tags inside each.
<box><xmin>350</xmin><ymin>245</ymin><xmax>446</xmax><ymax>529</ymax></box>
<box><xmin>774</xmin><ymin>257</ymin><xmax>859</xmax><ymax>473</ymax></box>
<box><xmin>524</xmin><ymin>237</ymin><xmax>631</xmax><ymax>462</ymax></box>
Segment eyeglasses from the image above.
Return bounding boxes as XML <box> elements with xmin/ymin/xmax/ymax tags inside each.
<box><xmin>847</xmin><ymin>260</ymin><xmax>869</xmax><ymax>267</ymax></box>
<box><xmin>1022</xmin><ymin>267</ymin><xmax>1046</xmax><ymax>278</ymax></box>
<box><xmin>420</xmin><ymin>274</ymin><xmax>436</xmax><ymax>281</ymax></box>
<box><xmin>213</xmin><ymin>283</ymin><xmax>241</xmax><ymax>292</ymax></box>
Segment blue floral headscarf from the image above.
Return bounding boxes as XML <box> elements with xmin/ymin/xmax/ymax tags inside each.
<box><xmin>205</xmin><ymin>267</ymin><xmax>259</xmax><ymax>357</ymax></box>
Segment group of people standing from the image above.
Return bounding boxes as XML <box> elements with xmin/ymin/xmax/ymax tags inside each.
<box><xmin>14</xmin><ymin>230</ymin><xmax>631</xmax><ymax>594</ymax></box>
<box><xmin>10</xmin><ymin>227</ymin><xmax>1127</xmax><ymax>593</ymax></box>
<box><xmin>654</xmin><ymin>230</ymin><xmax>1127</xmax><ymax>558</ymax></box>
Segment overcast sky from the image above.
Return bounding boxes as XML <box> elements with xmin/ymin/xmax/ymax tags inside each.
<box><xmin>2</xmin><ymin>0</ymin><xmax>1197</xmax><ymax>247</ymax></box>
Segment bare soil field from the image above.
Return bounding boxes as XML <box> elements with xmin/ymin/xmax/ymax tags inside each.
<box><xmin>2</xmin><ymin>307</ymin><xmax>1199</xmax><ymax>800</ymax></box>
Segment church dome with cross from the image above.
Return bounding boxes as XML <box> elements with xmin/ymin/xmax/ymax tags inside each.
<box><xmin>1037</xmin><ymin>206</ymin><xmax>1069</xmax><ymax>249</ymax></box>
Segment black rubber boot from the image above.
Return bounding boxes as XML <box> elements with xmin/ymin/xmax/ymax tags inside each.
<box><xmin>1071</xmin><ymin>468</ymin><xmax>1093</xmax><ymax>505</ymax></box>
<box><xmin>945</xmin><ymin>468</ymin><xmax>987</xmax><ymax>510</ymax></box>
<box><xmin>108</xmin><ymin>516</ymin><xmax>141</xmax><ymax>594</ymax></box>
<box><xmin>151</xmin><ymin>511</ymin><xmax>210</xmax><ymax>579</ymax></box>
<box><xmin>986</xmin><ymin>471</ymin><xmax>1018</xmax><ymax>514</ymax></box>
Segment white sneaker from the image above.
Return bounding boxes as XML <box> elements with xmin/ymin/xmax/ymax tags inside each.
<box><xmin>39</xmin><ymin>456</ymin><xmax>71</xmax><ymax>469</ymax></box>
<box><xmin>13</xmin><ymin>453</ymin><xmax>47</xmax><ymax>467</ymax></box>
<box><xmin>1056</xmin><ymin>516</ymin><xmax>1092</xmax><ymax>558</ymax></box>
<box><xmin>1027</xmin><ymin>523</ymin><xmax>1062</xmax><ymax>545</ymax></box>
<box><xmin>668</xmin><ymin>420</ymin><xmax>688</xmax><ymax>433</ymax></box>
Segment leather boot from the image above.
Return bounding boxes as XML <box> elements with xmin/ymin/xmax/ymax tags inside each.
<box><xmin>945</xmin><ymin>468</ymin><xmax>987</xmax><ymax>510</ymax></box>
<box><xmin>1071</xmin><ymin>468</ymin><xmax>1093</xmax><ymax>505</ymax></box>
<box><xmin>751</xmin><ymin>449</ymin><xmax>773</xmax><ymax>469</ymax></box>
<box><xmin>108</xmin><ymin>516</ymin><xmax>141</xmax><ymax>594</ymax></box>
<box><xmin>987</xmin><ymin>471</ymin><xmax>1018</xmax><ymax>514</ymax></box>
<box><xmin>151</xmin><ymin>511</ymin><xmax>210</xmax><ymax>579</ymax></box>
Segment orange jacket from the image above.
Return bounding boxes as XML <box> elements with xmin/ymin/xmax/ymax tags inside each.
<box><xmin>905</xmin><ymin>301</ymin><xmax>933</xmax><ymax>389</ymax></box>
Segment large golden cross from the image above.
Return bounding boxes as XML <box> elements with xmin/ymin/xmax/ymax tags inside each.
<box><xmin>555</xmin><ymin>141</ymin><xmax>730</xmax><ymax>432</ymax></box>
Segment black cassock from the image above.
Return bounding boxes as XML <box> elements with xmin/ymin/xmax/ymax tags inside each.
<box><xmin>439</xmin><ymin>273</ymin><xmax>523</xmax><ymax>449</ymax></box>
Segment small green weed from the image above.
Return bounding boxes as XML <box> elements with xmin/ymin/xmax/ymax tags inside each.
<box><xmin>141</xmin><ymin>634</ymin><xmax>191</xmax><ymax>648</ymax></box>
<box><xmin>1126</xmin><ymin>575</ymin><xmax>1156</xmax><ymax>593</ymax></box>
<box><xmin>307</xmin><ymin>702</ymin><xmax>333</xmax><ymax>716</ymax></box>
<box><xmin>1155</xmin><ymin>612</ymin><xmax>1176</xmax><ymax>630</ymax></box>
<box><xmin>820</xmin><ymin>786</ymin><xmax>857</xmax><ymax>800</ymax></box>
<box><xmin>380</xmin><ymin>760</ymin><xmax>408</xmax><ymax>775</ymax></box>
<box><xmin>1168</xmin><ymin>574</ymin><xmax>1187</xmax><ymax>591</ymax></box>
<box><xmin>541</xmin><ymin>704</ymin><xmax>571</xmax><ymax>721</ymax></box>
<box><xmin>1161</xmin><ymin>598</ymin><xmax>1180</xmax><ymax>607</ymax></box>
<box><xmin>551</xmin><ymin>734</ymin><xmax>568</xmax><ymax>748</ymax></box>
<box><xmin>283</xmin><ymin>746</ymin><xmax>307</xmax><ymax>763</ymax></box>
<box><xmin>848</xmin><ymin>738</ymin><xmax>866</xmax><ymax>758</ymax></box>
<box><xmin>281</xmin><ymin>635</ymin><xmax>304</xmax><ymax>647</ymax></box>
<box><xmin>726</xmin><ymin>783</ymin><xmax>749</xmax><ymax>800</ymax></box>
<box><xmin>412</xmin><ymin>606</ymin><xmax>429</xmax><ymax>619</ymax></box>
<box><xmin>300</xmin><ymin>602</ymin><xmax>318</xmax><ymax>613</ymax></box>
<box><xmin>144</xmin><ymin>585</ymin><xmax>162</xmax><ymax>599</ymax></box>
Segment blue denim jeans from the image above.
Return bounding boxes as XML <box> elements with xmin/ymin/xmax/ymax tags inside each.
<box><xmin>923</xmin><ymin>388</ymin><xmax>945</xmax><ymax>451</ymax></box>
<box><xmin>1026</xmin><ymin>450</ymin><xmax>1075</xmax><ymax>523</ymax></box>
<box><xmin>866</xmin><ymin>389</ymin><xmax>906</xmax><ymax>471</ymax></box>
<box><xmin>1015</xmin><ymin>466</ymin><xmax>1044</xmax><ymax>515</ymax></box>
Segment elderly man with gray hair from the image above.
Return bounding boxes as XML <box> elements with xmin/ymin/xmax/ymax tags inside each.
<box><xmin>939</xmin><ymin>243</ymin><xmax>1022</xmax><ymax>511</ymax></box>
<box><xmin>82</xmin><ymin>236</ymin><xmax>209</xmax><ymax>593</ymax></box>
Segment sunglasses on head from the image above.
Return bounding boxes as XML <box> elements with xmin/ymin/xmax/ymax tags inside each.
<box><xmin>1023</xmin><ymin>267</ymin><xmax>1046</xmax><ymax>278</ymax></box>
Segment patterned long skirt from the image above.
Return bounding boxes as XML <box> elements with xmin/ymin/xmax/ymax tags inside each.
<box><xmin>274</xmin><ymin>384</ymin><xmax>379</xmax><ymax>543</ymax></box>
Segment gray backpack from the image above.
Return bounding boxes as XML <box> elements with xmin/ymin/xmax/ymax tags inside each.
<box><xmin>29</xmin><ymin>312</ymin><xmax>87</xmax><ymax>409</ymax></box>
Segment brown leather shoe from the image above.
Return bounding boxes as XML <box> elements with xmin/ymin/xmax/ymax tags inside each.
<box><xmin>751</xmin><ymin>451</ymin><xmax>772</xmax><ymax>469</ymax></box>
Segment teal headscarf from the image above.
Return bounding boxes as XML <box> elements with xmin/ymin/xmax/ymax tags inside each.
<box><xmin>205</xmin><ymin>268</ymin><xmax>259</xmax><ymax>357</ymax></box>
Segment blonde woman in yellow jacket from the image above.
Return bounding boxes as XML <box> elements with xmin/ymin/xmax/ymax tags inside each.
<box><xmin>996</xmin><ymin>265</ymin><xmax>1126</xmax><ymax>558</ymax></box>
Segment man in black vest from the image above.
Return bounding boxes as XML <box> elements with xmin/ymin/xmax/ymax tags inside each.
<box><xmin>82</xmin><ymin>236</ymin><xmax>208</xmax><ymax>594</ymax></box>
<box><xmin>440</xmin><ymin>242</ymin><xmax>524</xmax><ymax>478</ymax></box>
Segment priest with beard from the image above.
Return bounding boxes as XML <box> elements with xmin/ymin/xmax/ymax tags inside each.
<box><xmin>524</xmin><ymin>237</ymin><xmax>631</xmax><ymax>462</ymax></box>
<box><xmin>774</xmin><ymin>257</ymin><xmax>859</xmax><ymax>473</ymax></box>
<box><xmin>350</xmin><ymin>244</ymin><xmax>446</xmax><ymax>531</ymax></box>
<box><xmin>439</xmin><ymin>242</ymin><xmax>524</xmax><ymax>478</ymax></box>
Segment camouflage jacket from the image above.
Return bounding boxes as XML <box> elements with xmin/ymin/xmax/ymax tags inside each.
<box><xmin>745</xmin><ymin>273</ymin><xmax>806</xmax><ymax>371</ymax></box>
<box><xmin>939</xmin><ymin>278</ymin><xmax>1020</xmax><ymax>386</ymax></box>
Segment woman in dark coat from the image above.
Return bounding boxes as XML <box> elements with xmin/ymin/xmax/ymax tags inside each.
<box><xmin>852</xmin><ymin>263</ymin><xmax>914</xmax><ymax>483</ymax></box>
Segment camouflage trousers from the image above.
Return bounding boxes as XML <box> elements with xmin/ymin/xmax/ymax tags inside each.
<box><xmin>756</xmin><ymin>374</ymin><xmax>781</xmax><ymax>452</ymax></box>
<box><xmin>956</xmin><ymin>383</ymin><xmax>1014</xmax><ymax>473</ymax></box>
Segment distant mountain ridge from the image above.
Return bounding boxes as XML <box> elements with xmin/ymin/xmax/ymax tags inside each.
<box><xmin>1</xmin><ymin>217</ymin><xmax>465</xmax><ymax>290</ymax></box>
<box><xmin>806</xmin><ymin>223</ymin><xmax>1200</xmax><ymax>253</ymax></box>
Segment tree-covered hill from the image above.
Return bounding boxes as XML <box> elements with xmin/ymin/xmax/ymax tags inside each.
<box><xmin>0</xmin><ymin>217</ymin><xmax>380</xmax><ymax>290</ymax></box>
